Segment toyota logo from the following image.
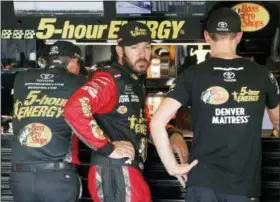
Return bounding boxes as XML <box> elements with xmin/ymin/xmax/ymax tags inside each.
<box><xmin>218</xmin><ymin>21</ymin><xmax>228</xmax><ymax>29</ymax></box>
<box><xmin>40</xmin><ymin>74</ymin><xmax>54</xmax><ymax>79</ymax></box>
<box><xmin>223</xmin><ymin>72</ymin><xmax>235</xmax><ymax>79</ymax></box>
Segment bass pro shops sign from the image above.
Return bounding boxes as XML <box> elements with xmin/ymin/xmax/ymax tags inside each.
<box><xmin>232</xmin><ymin>3</ymin><xmax>270</xmax><ymax>32</ymax></box>
<box><xmin>1</xmin><ymin>19</ymin><xmax>202</xmax><ymax>41</ymax></box>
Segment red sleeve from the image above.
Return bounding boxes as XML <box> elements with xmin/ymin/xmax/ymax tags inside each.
<box><xmin>70</xmin><ymin>134</ymin><xmax>80</xmax><ymax>165</ymax></box>
<box><xmin>64</xmin><ymin>71</ymin><xmax>117</xmax><ymax>156</ymax></box>
<box><xmin>145</xmin><ymin>105</ymin><xmax>152</xmax><ymax>136</ymax></box>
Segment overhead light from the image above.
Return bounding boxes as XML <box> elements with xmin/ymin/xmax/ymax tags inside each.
<box><xmin>29</xmin><ymin>49</ymin><xmax>36</xmax><ymax>61</ymax></box>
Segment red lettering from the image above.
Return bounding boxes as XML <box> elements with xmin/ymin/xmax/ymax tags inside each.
<box><xmin>31</xmin><ymin>136</ymin><xmax>48</xmax><ymax>145</ymax></box>
<box><xmin>242</xmin><ymin>12</ymin><xmax>255</xmax><ymax>20</ymax></box>
<box><xmin>34</xmin><ymin>132</ymin><xmax>41</xmax><ymax>137</ymax></box>
<box><xmin>241</xmin><ymin>5</ymin><xmax>259</xmax><ymax>13</ymax></box>
<box><xmin>243</xmin><ymin>20</ymin><xmax>264</xmax><ymax>29</ymax></box>
<box><xmin>31</xmin><ymin>124</ymin><xmax>45</xmax><ymax>132</ymax></box>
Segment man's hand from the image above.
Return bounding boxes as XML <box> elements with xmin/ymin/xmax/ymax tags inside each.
<box><xmin>170</xmin><ymin>133</ymin><xmax>188</xmax><ymax>164</ymax></box>
<box><xmin>109</xmin><ymin>141</ymin><xmax>135</xmax><ymax>161</ymax></box>
<box><xmin>169</xmin><ymin>160</ymin><xmax>198</xmax><ymax>188</ymax></box>
<box><xmin>272</xmin><ymin>128</ymin><xmax>279</xmax><ymax>138</ymax></box>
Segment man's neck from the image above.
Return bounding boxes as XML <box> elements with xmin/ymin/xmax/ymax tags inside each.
<box><xmin>211</xmin><ymin>52</ymin><xmax>241</xmax><ymax>59</ymax></box>
<box><xmin>210</xmin><ymin>42</ymin><xmax>240</xmax><ymax>59</ymax></box>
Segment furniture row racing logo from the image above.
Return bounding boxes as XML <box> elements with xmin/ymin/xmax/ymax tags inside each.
<box><xmin>18</xmin><ymin>123</ymin><xmax>52</xmax><ymax>148</ymax></box>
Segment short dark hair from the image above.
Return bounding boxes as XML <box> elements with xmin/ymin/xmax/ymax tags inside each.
<box><xmin>51</xmin><ymin>55</ymin><xmax>88</xmax><ymax>76</ymax></box>
<box><xmin>208</xmin><ymin>32</ymin><xmax>238</xmax><ymax>41</ymax></box>
<box><xmin>49</xmin><ymin>56</ymin><xmax>71</xmax><ymax>66</ymax></box>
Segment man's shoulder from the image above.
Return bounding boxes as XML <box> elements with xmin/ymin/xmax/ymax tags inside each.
<box><xmin>15</xmin><ymin>68</ymin><xmax>45</xmax><ymax>79</ymax></box>
<box><xmin>237</xmin><ymin>58</ymin><xmax>269</xmax><ymax>76</ymax></box>
<box><xmin>197</xmin><ymin>57</ymin><xmax>267</xmax><ymax>71</ymax></box>
<box><xmin>93</xmin><ymin>65</ymin><xmax>123</xmax><ymax>79</ymax></box>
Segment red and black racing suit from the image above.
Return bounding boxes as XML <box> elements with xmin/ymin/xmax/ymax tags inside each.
<box><xmin>65</xmin><ymin>63</ymin><xmax>177</xmax><ymax>202</ymax></box>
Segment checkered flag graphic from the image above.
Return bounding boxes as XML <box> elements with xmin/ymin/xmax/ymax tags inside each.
<box><xmin>13</xmin><ymin>30</ymin><xmax>24</xmax><ymax>39</ymax></box>
<box><xmin>1</xmin><ymin>30</ymin><xmax>13</xmax><ymax>39</ymax></box>
<box><xmin>24</xmin><ymin>30</ymin><xmax>36</xmax><ymax>39</ymax></box>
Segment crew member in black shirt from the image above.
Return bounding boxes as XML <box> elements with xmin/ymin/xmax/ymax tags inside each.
<box><xmin>150</xmin><ymin>7</ymin><xmax>279</xmax><ymax>202</ymax></box>
<box><xmin>10</xmin><ymin>41</ymin><xmax>87</xmax><ymax>202</ymax></box>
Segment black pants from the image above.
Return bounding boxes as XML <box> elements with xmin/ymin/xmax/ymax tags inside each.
<box><xmin>10</xmin><ymin>169</ymin><xmax>81</xmax><ymax>202</ymax></box>
<box><xmin>186</xmin><ymin>186</ymin><xmax>259</xmax><ymax>202</ymax></box>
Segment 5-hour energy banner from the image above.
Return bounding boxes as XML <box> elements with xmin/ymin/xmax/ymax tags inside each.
<box><xmin>1</xmin><ymin>18</ymin><xmax>202</xmax><ymax>40</ymax></box>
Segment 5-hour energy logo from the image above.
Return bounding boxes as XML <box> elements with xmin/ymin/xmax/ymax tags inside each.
<box><xmin>35</xmin><ymin>18</ymin><xmax>185</xmax><ymax>40</ymax></box>
<box><xmin>232</xmin><ymin>87</ymin><xmax>260</xmax><ymax>103</ymax></box>
<box><xmin>14</xmin><ymin>90</ymin><xmax>67</xmax><ymax>120</ymax></box>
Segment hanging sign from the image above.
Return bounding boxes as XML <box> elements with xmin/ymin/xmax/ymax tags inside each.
<box><xmin>1</xmin><ymin>18</ymin><xmax>202</xmax><ymax>41</ymax></box>
<box><xmin>232</xmin><ymin>3</ymin><xmax>270</xmax><ymax>32</ymax></box>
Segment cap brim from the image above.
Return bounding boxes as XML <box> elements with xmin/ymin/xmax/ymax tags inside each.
<box><xmin>119</xmin><ymin>36</ymin><xmax>151</xmax><ymax>46</ymax></box>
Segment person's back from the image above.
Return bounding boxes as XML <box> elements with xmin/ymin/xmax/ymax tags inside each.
<box><xmin>12</xmin><ymin>67</ymin><xmax>86</xmax><ymax>163</ymax></box>
<box><xmin>10</xmin><ymin>41</ymin><xmax>88</xmax><ymax>202</ymax></box>
<box><xmin>149</xmin><ymin>7</ymin><xmax>279</xmax><ymax>202</ymax></box>
<box><xmin>185</xmin><ymin>57</ymin><xmax>279</xmax><ymax>196</ymax></box>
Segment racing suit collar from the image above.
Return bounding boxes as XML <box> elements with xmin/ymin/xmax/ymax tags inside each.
<box><xmin>48</xmin><ymin>63</ymin><xmax>66</xmax><ymax>69</ymax></box>
<box><xmin>113</xmin><ymin>62</ymin><xmax>143</xmax><ymax>81</ymax></box>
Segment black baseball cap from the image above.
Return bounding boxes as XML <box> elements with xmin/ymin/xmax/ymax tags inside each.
<box><xmin>48</xmin><ymin>41</ymin><xmax>83</xmax><ymax>61</ymax></box>
<box><xmin>117</xmin><ymin>22</ymin><xmax>151</xmax><ymax>46</ymax></box>
<box><xmin>207</xmin><ymin>7</ymin><xmax>241</xmax><ymax>33</ymax></box>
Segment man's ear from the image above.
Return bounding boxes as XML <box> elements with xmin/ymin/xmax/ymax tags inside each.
<box><xmin>236</xmin><ymin>32</ymin><xmax>243</xmax><ymax>44</ymax></box>
<box><xmin>70</xmin><ymin>57</ymin><xmax>79</xmax><ymax>64</ymax></box>
<box><xmin>204</xmin><ymin>30</ymin><xmax>211</xmax><ymax>44</ymax></box>
<box><xmin>68</xmin><ymin>57</ymin><xmax>79</xmax><ymax>68</ymax></box>
<box><xmin>67</xmin><ymin>57</ymin><xmax>80</xmax><ymax>75</ymax></box>
<box><xmin>115</xmin><ymin>46</ymin><xmax>124</xmax><ymax>59</ymax></box>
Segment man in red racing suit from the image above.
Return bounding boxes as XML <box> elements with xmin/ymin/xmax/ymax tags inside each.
<box><xmin>64</xmin><ymin>22</ymin><xmax>188</xmax><ymax>202</ymax></box>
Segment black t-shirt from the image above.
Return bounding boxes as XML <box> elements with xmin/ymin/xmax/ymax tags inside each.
<box><xmin>12</xmin><ymin>67</ymin><xmax>87</xmax><ymax>163</ymax></box>
<box><xmin>167</xmin><ymin>57</ymin><xmax>279</xmax><ymax>197</ymax></box>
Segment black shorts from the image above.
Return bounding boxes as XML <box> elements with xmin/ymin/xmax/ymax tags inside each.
<box><xmin>186</xmin><ymin>186</ymin><xmax>259</xmax><ymax>202</ymax></box>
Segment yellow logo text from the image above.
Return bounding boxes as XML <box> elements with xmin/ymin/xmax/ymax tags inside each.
<box><xmin>128</xmin><ymin>110</ymin><xmax>147</xmax><ymax>135</ymax></box>
<box><xmin>232</xmin><ymin>87</ymin><xmax>260</xmax><ymax>102</ymax></box>
<box><xmin>14</xmin><ymin>91</ymin><xmax>67</xmax><ymax>120</ymax></box>
<box><xmin>130</xmin><ymin>26</ymin><xmax>148</xmax><ymax>37</ymax></box>
<box><xmin>36</xmin><ymin>18</ymin><xmax>185</xmax><ymax>40</ymax></box>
